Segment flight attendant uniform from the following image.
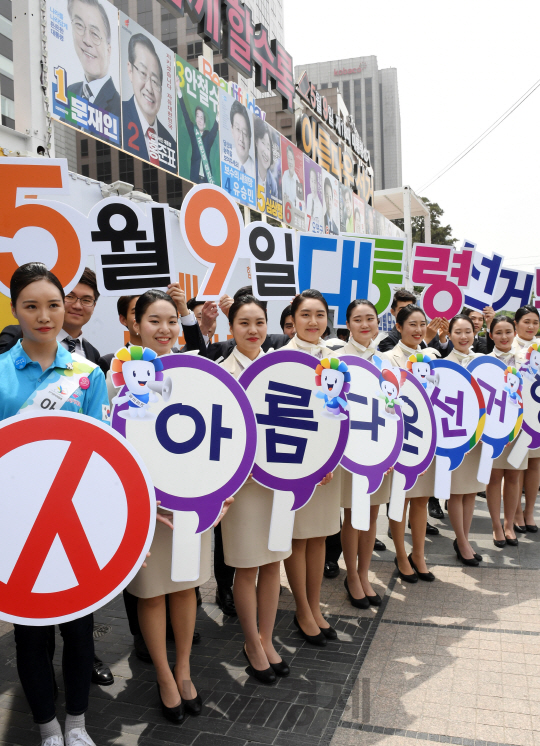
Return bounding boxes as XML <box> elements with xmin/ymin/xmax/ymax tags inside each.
<box><xmin>220</xmin><ymin>347</ymin><xmax>291</xmax><ymax>567</ymax></box>
<box><xmin>379</xmin><ymin>342</ymin><xmax>440</xmax><ymax>498</ymax></box>
<box><xmin>489</xmin><ymin>348</ymin><xmax>528</xmax><ymax>471</ymax></box>
<box><xmin>283</xmin><ymin>335</ymin><xmax>342</xmax><ymax>539</ymax></box>
<box><xmin>445</xmin><ymin>348</ymin><xmax>486</xmax><ymax>494</ymax></box>
<box><xmin>338</xmin><ymin>336</ymin><xmax>390</xmax><ymax>506</ymax></box>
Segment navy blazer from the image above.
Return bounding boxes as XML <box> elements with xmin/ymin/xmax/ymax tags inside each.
<box><xmin>67</xmin><ymin>76</ymin><xmax>121</xmax><ymax>120</ymax></box>
<box><xmin>122</xmin><ymin>95</ymin><xmax>177</xmax><ymax>173</ymax></box>
<box><xmin>324</xmin><ymin>214</ymin><xmax>338</xmax><ymax>235</ymax></box>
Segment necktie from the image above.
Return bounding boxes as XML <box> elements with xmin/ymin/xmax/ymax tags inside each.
<box><xmin>240</xmin><ymin>165</ymin><xmax>245</xmax><ymax>174</ymax></box>
<box><xmin>147</xmin><ymin>127</ymin><xmax>159</xmax><ymax>166</ymax></box>
<box><xmin>65</xmin><ymin>337</ymin><xmax>77</xmax><ymax>354</ymax></box>
<box><xmin>82</xmin><ymin>83</ymin><xmax>93</xmax><ymax>101</ymax></box>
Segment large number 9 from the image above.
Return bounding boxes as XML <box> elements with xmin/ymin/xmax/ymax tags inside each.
<box><xmin>0</xmin><ymin>162</ymin><xmax>82</xmax><ymax>293</ymax></box>
<box><xmin>180</xmin><ymin>184</ymin><xmax>244</xmax><ymax>299</ymax></box>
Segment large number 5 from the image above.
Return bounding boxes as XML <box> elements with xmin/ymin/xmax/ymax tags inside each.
<box><xmin>0</xmin><ymin>163</ymin><xmax>82</xmax><ymax>291</ymax></box>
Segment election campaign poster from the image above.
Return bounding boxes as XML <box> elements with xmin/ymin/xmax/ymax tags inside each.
<box><xmin>47</xmin><ymin>0</ymin><xmax>121</xmax><ymax>146</ymax></box>
<box><xmin>119</xmin><ymin>13</ymin><xmax>177</xmax><ymax>174</ymax></box>
<box><xmin>254</xmin><ymin>119</ymin><xmax>283</xmax><ymax>221</ymax></box>
<box><xmin>175</xmin><ymin>54</ymin><xmax>220</xmax><ymax>185</ymax></box>
<box><xmin>219</xmin><ymin>89</ymin><xmax>257</xmax><ymax>208</ymax></box>
<box><xmin>281</xmin><ymin>137</ymin><xmax>305</xmax><ymax>231</ymax></box>
<box><xmin>304</xmin><ymin>156</ymin><xmax>324</xmax><ymax>235</ymax></box>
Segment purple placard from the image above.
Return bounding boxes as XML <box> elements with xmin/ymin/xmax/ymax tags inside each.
<box><xmin>394</xmin><ymin>370</ymin><xmax>437</xmax><ymax>491</ymax></box>
<box><xmin>239</xmin><ymin>350</ymin><xmax>350</xmax><ymax>511</ymax></box>
<box><xmin>112</xmin><ymin>354</ymin><xmax>257</xmax><ymax>533</ymax></box>
<box><xmin>339</xmin><ymin>356</ymin><xmax>404</xmax><ymax>493</ymax></box>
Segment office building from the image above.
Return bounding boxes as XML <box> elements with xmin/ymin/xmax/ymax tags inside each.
<box><xmin>294</xmin><ymin>56</ymin><xmax>402</xmax><ymax>191</ymax></box>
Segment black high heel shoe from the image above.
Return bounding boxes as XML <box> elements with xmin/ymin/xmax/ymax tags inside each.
<box><xmin>408</xmin><ymin>553</ymin><xmax>435</xmax><ymax>582</ymax></box>
<box><xmin>514</xmin><ymin>523</ymin><xmax>527</xmax><ymax>534</ymax></box>
<box><xmin>319</xmin><ymin>624</ymin><xmax>338</xmax><ymax>640</ymax></box>
<box><xmin>269</xmin><ymin>658</ymin><xmax>290</xmax><ymax>677</ymax></box>
<box><xmin>453</xmin><ymin>538</ymin><xmax>479</xmax><ymax>567</ymax></box>
<box><xmin>242</xmin><ymin>646</ymin><xmax>276</xmax><ymax>684</ymax></box>
<box><xmin>172</xmin><ymin>666</ymin><xmax>202</xmax><ymax>716</ymax></box>
<box><xmin>157</xmin><ymin>683</ymin><xmax>185</xmax><ymax>724</ymax></box>
<box><xmin>394</xmin><ymin>556</ymin><xmax>418</xmax><ymax>583</ymax></box>
<box><xmin>344</xmin><ymin>577</ymin><xmax>370</xmax><ymax>609</ymax></box>
<box><xmin>293</xmin><ymin>616</ymin><xmax>327</xmax><ymax>646</ymax></box>
<box><xmin>505</xmin><ymin>534</ymin><xmax>519</xmax><ymax>546</ymax></box>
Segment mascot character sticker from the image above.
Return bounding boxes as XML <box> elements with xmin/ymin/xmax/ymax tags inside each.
<box><xmin>504</xmin><ymin>366</ymin><xmax>523</xmax><ymax>408</ymax></box>
<box><xmin>378</xmin><ymin>363</ymin><xmax>407</xmax><ymax>420</ymax></box>
<box><xmin>111</xmin><ymin>346</ymin><xmax>173</xmax><ymax>420</ymax></box>
<box><xmin>315</xmin><ymin>357</ymin><xmax>351</xmax><ymax>420</ymax></box>
<box><xmin>406</xmin><ymin>352</ymin><xmax>438</xmax><ymax>391</ymax></box>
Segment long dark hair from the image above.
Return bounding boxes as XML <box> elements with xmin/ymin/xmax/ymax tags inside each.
<box><xmin>10</xmin><ymin>262</ymin><xmax>65</xmax><ymax>306</ymax></box>
<box><xmin>291</xmin><ymin>289</ymin><xmax>329</xmax><ymax>319</ymax></box>
<box><xmin>134</xmin><ymin>289</ymin><xmax>177</xmax><ymax>323</ymax></box>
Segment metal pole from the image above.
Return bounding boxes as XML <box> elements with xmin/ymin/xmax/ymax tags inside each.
<box><xmin>403</xmin><ymin>185</ymin><xmax>413</xmax><ymax>288</ymax></box>
<box><xmin>13</xmin><ymin>0</ymin><xmax>53</xmax><ymax>156</ymax></box>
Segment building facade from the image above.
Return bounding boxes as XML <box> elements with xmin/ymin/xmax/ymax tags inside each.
<box><xmin>295</xmin><ymin>56</ymin><xmax>402</xmax><ymax>191</ymax></box>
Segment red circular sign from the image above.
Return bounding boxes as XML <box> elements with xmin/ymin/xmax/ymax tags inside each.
<box><xmin>0</xmin><ymin>412</ymin><xmax>155</xmax><ymax>624</ymax></box>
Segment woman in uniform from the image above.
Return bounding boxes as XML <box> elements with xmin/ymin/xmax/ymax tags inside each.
<box><xmin>118</xmin><ymin>289</ymin><xmax>232</xmax><ymax>724</ymax></box>
<box><xmin>444</xmin><ymin>314</ymin><xmax>485</xmax><ymax>565</ymax></box>
<box><xmin>380</xmin><ymin>304</ymin><xmax>439</xmax><ymax>583</ymax></box>
<box><xmin>512</xmin><ymin>305</ymin><xmax>540</xmax><ymax>532</ymax></box>
<box><xmin>338</xmin><ymin>299</ymin><xmax>389</xmax><ymax>607</ymax></box>
<box><xmin>0</xmin><ymin>263</ymin><xmax>109</xmax><ymax>746</ymax></box>
<box><xmin>486</xmin><ymin>315</ymin><xmax>528</xmax><ymax>547</ymax></box>
<box><xmin>220</xmin><ymin>294</ymin><xmax>291</xmax><ymax>684</ymax></box>
<box><xmin>283</xmin><ymin>290</ymin><xmax>337</xmax><ymax>645</ymax></box>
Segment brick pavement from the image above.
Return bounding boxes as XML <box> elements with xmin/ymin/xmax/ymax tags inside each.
<box><xmin>1</xmin><ymin>496</ymin><xmax>540</xmax><ymax>746</ymax></box>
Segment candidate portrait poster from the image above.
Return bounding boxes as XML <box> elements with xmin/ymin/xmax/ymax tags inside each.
<box><xmin>304</xmin><ymin>156</ymin><xmax>324</xmax><ymax>235</ymax></box>
<box><xmin>280</xmin><ymin>138</ymin><xmax>305</xmax><ymax>231</ymax></box>
<box><xmin>254</xmin><ymin>118</ymin><xmax>282</xmax><ymax>221</ymax></box>
<box><xmin>340</xmin><ymin>184</ymin><xmax>355</xmax><ymax>233</ymax></box>
<box><xmin>353</xmin><ymin>194</ymin><xmax>366</xmax><ymax>234</ymax></box>
<box><xmin>321</xmin><ymin>169</ymin><xmax>340</xmax><ymax>236</ymax></box>
<box><xmin>176</xmin><ymin>55</ymin><xmax>220</xmax><ymax>185</ymax></box>
<box><xmin>219</xmin><ymin>89</ymin><xmax>256</xmax><ymax>208</ymax></box>
<box><xmin>47</xmin><ymin>0</ymin><xmax>121</xmax><ymax>146</ymax></box>
<box><xmin>119</xmin><ymin>13</ymin><xmax>177</xmax><ymax>174</ymax></box>
<box><xmin>365</xmin><ymin>203</ymin><xmax>375</xmax><ymax>235</ymax></box>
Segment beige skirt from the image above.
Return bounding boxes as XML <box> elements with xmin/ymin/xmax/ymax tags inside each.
<box><xmin>450</xmin><ymin>444</ymin><xmax>486</xmax><ymax>495</ymax></box>
<box><xmin>221</xmin><ymin>480</ymin><xmax>291</xmax><ymax>568</ymax></box>
<box><xmin>127</xmin><ymin>518</ymin><xmax>212</xmax><ymax>597</ymax></box>
<box><xmin>340</xmin><ymin>467</ymin><xmax>390</xmax><ymax>508</ymax></box>
<box><xmin>528</xmin><ymin>447</ymin><xmax>540</xmax><ymax>459</ymax></box>
<box><xmin>493</xmin><ymin>448</ymin><xmax>528</xmax><ymax>471</ymax></box>
<box><xmin>293</xmin><ymin>468</ymin><xmax>341</xmax><ymax>540</ymax></box>
<box><xmin>405</xmin><ymin>458</ymin><xmax>436</xmax><ymax>498</ymax></box>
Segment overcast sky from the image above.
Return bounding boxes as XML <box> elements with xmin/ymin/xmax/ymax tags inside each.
<box><xmin>284</xmin><ymin>0</ymin><xmax>540</xmax><ymax>272</ymax></box>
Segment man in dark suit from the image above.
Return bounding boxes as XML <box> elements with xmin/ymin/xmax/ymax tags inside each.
<box><xmin>323</xmin><ymin>177</ymin><xmax>339</xmax><ymax>235</ymax></box>
<box><xmin>122</xmin><ymin>33</ymin><xmax>177</xmax><ymax>173</ymax></box>
<box><xmin>66</xmin><ymin>0</ymin><xmax>120</xmax><ymax>120</ymax></box>
<box><xmin>177</xmin><ymin>86</ymin><xmax>218</xmax><ymax>184</ymax></box>
<box><xmin>464</xmin><ymin>307</ymin><xmax>495</xmax><ymax>354</ymax></box>
<box><xmin>0</xmin><ymin>268</ymin><xmax>102</xmax><ymax>363</ymax></box>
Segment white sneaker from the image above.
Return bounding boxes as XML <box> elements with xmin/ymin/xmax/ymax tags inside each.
<box><xmin>42</xmin><ymin>737</ymin><xmax>64</xmax><ymax>746</ymax></box>
<box><xmin>64</xmin><ymin>728</ymin><xmax>96</xmax><ymax>746</ymax></box>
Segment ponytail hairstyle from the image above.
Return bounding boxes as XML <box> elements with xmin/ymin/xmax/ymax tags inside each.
<box><xmin>10</xmin><ymin>262</ymin><xmax>65</xmax><ymax>306</ymax></box>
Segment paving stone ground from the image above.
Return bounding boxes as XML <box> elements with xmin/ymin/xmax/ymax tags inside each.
<box><xmin>2</xmin><ymin>496</ymin><xmax>540</xmax><ymax>746</ymax></box>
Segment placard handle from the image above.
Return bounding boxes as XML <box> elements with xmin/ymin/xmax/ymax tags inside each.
<box><xmin>434</xmin><ymin>455</ymin><xmax>452</xmax><ymax>500</ymax></box>
<box><xmin>268</xmin><ymin>491</ymin><xmax>295</xmax><ymax>552</ymax></box>
<box><xmin>507</xmin><ymin>430</ymin><xmax>531</xmax><ymax>469</ymax></box>
<box><xmin>388</xmin><ymin>470</ymin><xmax>407</xmax><ymax>522</ymax></box>
<box><xmin>351</xmin><ymin>474</ymin><xmax>370</xmax><ymax>530</ymax></box>
<box><xmin>171</xmin><ymin>510</ymin><xmax>201</xmax><ymax>582</ymax></box>
<box><xmin>477</xmin><ymin>442</ymin><xmax>494</xmax><ymax>484</ymax></box>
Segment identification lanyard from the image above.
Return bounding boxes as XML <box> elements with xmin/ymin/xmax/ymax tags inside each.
<box><xmin>17</xmin><ymin>352</ymin><xmax>96</xmax><ymax>413</ymax></box>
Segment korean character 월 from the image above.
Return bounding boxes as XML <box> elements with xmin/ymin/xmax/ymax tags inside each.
<box><xmin>223</xmin><ymin>0</ymin><xmax>253</xmax><ymax>79</ymax></box>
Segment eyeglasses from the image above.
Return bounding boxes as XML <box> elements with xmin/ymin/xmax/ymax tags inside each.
<box><xmin>65</xmin><ymin>293</ymin><xmax>96</xmax><ymax>308</ymax></box>
<box><xmin>132</xmin><ymin>63</ymin><xmax>162</xmax><ymax>91</ymax></box>
<box><xmin>72</xmin><ymin>20</ymin><xmax>103</xmax><ymax>45</ymax></box>
<box><xmin>233</xmin><ymin>124</ymin><xmax>249</xmax><ymax>140</ymax></box>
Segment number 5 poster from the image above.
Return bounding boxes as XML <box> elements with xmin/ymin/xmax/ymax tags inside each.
<box><xmin>47</xmin><ymin>0</ymin><xmax>121</xmax><ymax>146</ymax></box>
